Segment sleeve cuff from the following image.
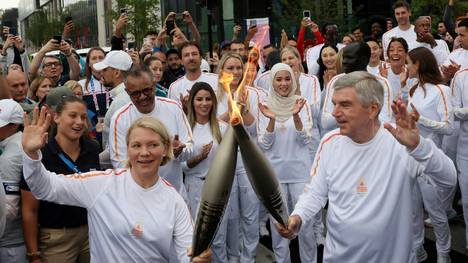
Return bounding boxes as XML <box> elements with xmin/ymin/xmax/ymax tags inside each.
<box><xmin>408</xmin><ymin>136</ymin><xmax>431</xmax><ymax>160</ymax></box>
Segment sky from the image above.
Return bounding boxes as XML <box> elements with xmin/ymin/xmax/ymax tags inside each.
<box><xmin>3</xmin><ymin>0</ymin><xmax>19</xmax><ymax>9</ymax></box>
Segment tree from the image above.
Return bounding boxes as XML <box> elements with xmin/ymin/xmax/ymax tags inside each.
<box><xmin>109</xmin><ymin>0</ymin><xmax>162</xmax><ymax>47</ymax></box>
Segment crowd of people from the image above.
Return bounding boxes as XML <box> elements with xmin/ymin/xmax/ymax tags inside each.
<box><xmin>0</xmin><ymin>0</ymin><xmax>467</xmax><ymax>262</ymax></box>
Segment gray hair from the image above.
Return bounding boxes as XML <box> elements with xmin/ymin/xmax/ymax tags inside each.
<box><xmin>333</xmin><ymin>71</ymin><xmax>384</xmax><ymax>110</ymax></box>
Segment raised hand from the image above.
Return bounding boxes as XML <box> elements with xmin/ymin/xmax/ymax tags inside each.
<box><xmin>187</xmin><ymin>247</ymin><xmax>212</xmax><ymax>263</ymax></box>
<box><xmin>182</xmin><ymin>11</ymin><xmax>193</xmax><ymax>24</ymax></box>
<box><xmin>399</xmin><ymin>65</ymin><xmax>409</xmax><ymax>87</ymax></box>
<box><xmin>259</xmin><ymin>103</ymin><xmax>276</xmax><ymax>120</ymax></box>
<box><xmin>40</xmin><ymin>39</ymin><xmax>60</xmax><ymax>54</ymax></box>
<box><xmin>114</xmin><ymin>14</ymin><xmax>128</xmax><ymax>36</ymax></box>
<box><xmin>292</xmin><ymin>98</ymin><xmax>306</xmax><ymax>115</ymax></box>
<box><xmin>383</xmin><ymin>99</ymin><xmax>420</xmax><ymax>151</ymax></box>
<box><xmin>199</xmin><ymin>141</ymin><xmax>213</xmax><ymax>160</ymax></box>
<box><xmin>22</xmin><ymin>107</ymin><xmax>51</xmax><ymax>159</ymax></box>
<box><xmin>379</xmin><ymin>63</ymin><xmax>388</xmax><ymax>79</ymax></box>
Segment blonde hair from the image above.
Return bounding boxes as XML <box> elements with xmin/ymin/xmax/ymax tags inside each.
<box><xmin>64</xmin><ymin>80</ymin><xmax>81</xmax><ymax>91</ymax></box>
<box><xmin>336</xmin><ymin>48</ymin><xmax>344</xmax><ymax>74</ymax></box>
<box><xmin>216</xmin><ymin>52</ymin><xmax>244</xmax><ymax>102</ymax></box>
<box><xmin>280</xmin><ymin>46</ymin><xmax>304</xmax><ymax>73</ymax></box>
<box><xmin>125</xmin><ymin>116</ymin><xmax>174</xmax><ymax>167</ymax></box>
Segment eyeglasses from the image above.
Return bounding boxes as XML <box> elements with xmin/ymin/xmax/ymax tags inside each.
<box><xmin>44</xmin><ymin>62</ymin><xmax>61</xmax><ymax>68</ymax></box>
<box><xmin>127</xmin><ymin>87</ymin><xmax>154</xmax><ymax>99</ymax></box>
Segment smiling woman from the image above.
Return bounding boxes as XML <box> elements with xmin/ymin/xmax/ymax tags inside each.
<box><xmin>21</xmin><ymin>108</ymin><xmax>211</xmax><ymax>262</ymax></box>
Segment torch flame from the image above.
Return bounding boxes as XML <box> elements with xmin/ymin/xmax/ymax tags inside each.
<box><xmin>219</xmin><ymin>71</ymin><xmax>243</xmax><ymax>126</ymax></box>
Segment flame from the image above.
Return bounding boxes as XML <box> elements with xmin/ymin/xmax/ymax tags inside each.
<box><xmin>219</xmin><ymin>71</ymin><xmax>242</xmax><ymax>125</ymax></box>
<box><xmin>222</xmin><ymin>24</ymin><xmax>270</xmax><ymax>126</ymax></box>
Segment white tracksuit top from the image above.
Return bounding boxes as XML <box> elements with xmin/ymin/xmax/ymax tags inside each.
<box><xmin>452</xmin><ymin>69</ymin><xmax>468</xmax><ymax>160</ymax></box>
<box><xmin>292</xmin><ymin>126</ymin><xmax>457</xmax><ymax>263</ymax></box>
<box><xmin>321</xmin><ymin>73</ymin><xmax>393</xmax><ymax>135</ymax></box>
<box><xmin>408</xmin><ymin>40</ymin><xmax>450</xmax><ymax>66</ymax></box>
<box><xmin>168</xmin><ymin>73</ymin><xmax>219</xmax><ymax>106</ymax></box>
<box><xmin>109</xmin><ymin>97</ymin><xmax>194</xmax><ymax>192</ymax></box>
<box><xmin>408</xmin><ymin>83</ymin><xmax>454</xmax><ymax>147</ymax></box>
<box><xmin>22</xmin><ymin>152</ymin><xmax>193</xmax><ymax>263</ymax></box>
<box><xmin>444</xmin><ymin>48</ymin><xmax>468</xmax><ymax>70</ymax></box>
<box><xmin>257</xmin><ymin>100</ymin><xmax>316</xmax><ymax>183</ymax></box>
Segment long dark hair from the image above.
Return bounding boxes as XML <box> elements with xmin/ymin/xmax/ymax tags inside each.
<box><xmin>187</xmin><ymin>82</ymin><xmax>222</xmax><ymax>144</ymax></box>
<box><xmin>84</xmin><ymin>47</ymin><xmax>106</xmax><ymax>91</ymax></box>
<box><xmin>408</xmin><ymin>47</ymin><xmax>443</xmax><ymax>97</ymax></box>
<box><xmin>317</xmin><ymin>44</ymin><xmax>338</xmax><ymax>88</ymax></box>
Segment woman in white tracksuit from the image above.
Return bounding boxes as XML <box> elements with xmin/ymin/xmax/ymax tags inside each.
<box><xmin>216</xmin><ymin>52</ymin><xmax>267</xmax><ymax>262</ymax></box>
<box><xmin>182</xmin><ymin>82</ymin><xmax>229</xmax><ymax>262</ymax></box>
<box><xmin>258</xmin><ymin>63</ymin><xmax>317</xmax><ymax>263</ymax></box>
<box><xmin>406</xmin><ymin>47</ymin><xmax>455</xmax><ymax>262</ymax></box>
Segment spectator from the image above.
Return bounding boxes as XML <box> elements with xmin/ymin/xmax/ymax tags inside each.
<box><xmin>21</xmin><ymin>96</ymin><xmax>99</xmax><ymax>263</ymax></box>
<box><xmin>385</xmin><ymin>17</ymin><xmax>394</xmax><ymax>31</ymax></box>
<box><xmin>143</xmin><ymin>56</ymin><xmax>167</xmax><ymax>97</ymax></box>
<box><xmin>352</xmin><ymin>26</ymin><xmax>364</xmax><ymax>42</ymax></box>
<box><xmin>28</xmin><ymin>76</ymin><xmax>54</xmax><ymax>103</ymax></box>
<box><xmin>6</xmin><ymin>70</ymin><xmax>36</xmax><ymax>112</ymax></box>
<box><xmin>162</xmin><ymin>48</ymin><xmax>185</xmax><ymax>88</ymax></box>
<box><xmin>366</xmin><ymin>37</ymin><xmax>385</xmax><ymax>76</ymax></box>
<box><xmin>0</xmin><ymin>34</ymin><xmax>29</xmax><ymax>77</ymax></box>
<box><xmin>29</xmin><ymin>39</ymin><xmax>80</xmax><ymax>86</ymax></box>
<box><xmin>230</xmin><ymin>39</ymin><xmax>247</xmax><ymax>60</ymax></box>
<box><xmin>297</xmin><ymin>18</ymin><xmax>324</xmax><ymax>60</ymax></box>
<box><xmin>0</xmin><ymin>99</ymin><xmax>26</xmax><ymax>262</ymax></box>
<box><xmin>168</xmin><ymin>42</ymin><xmax>218</xmax><ymax>107</ymax></box>
<box><xmin>317</xmin><ymin>44</ymin><xmax>339</xmax><ymax>88</ymax></box>
<box><xmin>382</xmin><ymin>0</ymin><xmax>417</xmax><ymax>61</ymax></box>
<box><xmin>342</xmin><ymin>34</ymin><xmax>355</xmax><ymax>46</ymax></box>
<box><xmin>380</xmin><ymin>37</ymin><xmax>408</xmax><ymax>99</ymax></box>
<box><xmin>441</xmin><ymin>18</ymin><xmax>468</xmax><ymax>81</ymax></box>
<box><xmin>63</xmin><ymin>80</ymin><xmax>84</xmax><ymax>98</ymax></box>
<box><xmin>436</xmin><ymin>20</ymin><xmax>454</xmax><ymax>50</ymax></box>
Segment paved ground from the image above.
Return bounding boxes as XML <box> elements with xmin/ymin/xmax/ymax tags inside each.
<box><xmin>255</xmin><ymin>210</ymin><xmax>468</xmax><ymax>262</ymax></box>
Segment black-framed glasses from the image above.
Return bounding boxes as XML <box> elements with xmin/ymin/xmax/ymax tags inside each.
<box><xmin>127</xmin><ymin>87</ymin><xmax>154</xmax><ymax>99</ymax></box>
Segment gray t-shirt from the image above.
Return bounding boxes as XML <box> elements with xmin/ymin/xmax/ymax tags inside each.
<box><xmin>0</xmin><ymin>132</ymin><xmax>24</xmax><ymax>247</ymax></box>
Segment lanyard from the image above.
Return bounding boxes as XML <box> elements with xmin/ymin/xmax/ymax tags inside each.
<box><xmin>89</xmin><ymin>76</ymin><xmax>110</xmax><ymax>115</ymax></box>
<box><xmin>57</xmin><ymin>153</ymin><xmax>82</xmax><ymax>174</ymax></box>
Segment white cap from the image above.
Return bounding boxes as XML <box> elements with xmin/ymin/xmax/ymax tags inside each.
<box><xmin>93</xmin><ymin>50</ymin><xmax>133</xmax><ymax>71</ymax></box>
<box><xmin>200</xmin><ymin>59</ymin><xmax>210</xmax><ymax>73</ymax></box>
<box><xmin>0</xmin><ymin>99</ymin><xmax>24</xmax><ymax>128</ymax></box>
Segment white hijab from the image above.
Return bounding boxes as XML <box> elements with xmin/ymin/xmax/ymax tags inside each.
<box><xmin>268</xmin><ymin>63</ymin><xmax>301</xmax><ymax>123</ymax></box>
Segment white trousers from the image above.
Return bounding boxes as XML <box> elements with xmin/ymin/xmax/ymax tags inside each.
<box><xmin>270</xmin><ymin>182</ymin><xmax>317</xmax><ymax>263</ymax></box>
<box><xmin>457</xmin><ymin>157</ymin><xmax>468</xmax><ymax>249</ymax></box>
<box><xmin>413</xmin><ymin>176</ymin><xmax>451</xmax><ymax>253</ymax></box>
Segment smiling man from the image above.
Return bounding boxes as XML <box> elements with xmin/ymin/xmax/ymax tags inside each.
<box><xmin>109</xmin><ymin>66</ymin><xmax>194</xmax><ymax>193</ymax></box>
<box><xmin>275</xmin><ymin>71</ymin><xmax>457</xmax><ymax>263</ymax></box>
<box><xmin>382</xmin><ymin>0</ymin><xmax>417</xmax><ymax>61</ymax></box>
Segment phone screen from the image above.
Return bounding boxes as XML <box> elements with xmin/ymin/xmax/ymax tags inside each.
<box><xmin>65</xmin><ymin>16</ymin><xmax>73</xmax><ymax>23</ymax></box>
<box><xmin>53</xmin><ymin>35</ymin><xmax>62</xmax><ymax>43</ymax></box>
<box><xmin>303</xmin><ymin>10</ymin><xmax>311</xmax><ymax>18</ymax></box>
<box><xmin>128</xmin><ymin>42</ymin><xmax>135</xmax><ymax>50</ymax></box>
<box><xmin>166</xmin><ymin>20</ymin><xmax>175</xmax><ymax>35</ymax></box>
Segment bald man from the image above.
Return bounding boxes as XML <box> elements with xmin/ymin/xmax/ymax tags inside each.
<box><xmin>6</xmin><ymin>70</ymin><xmax>36</xmax><ymax>111</ymax></box>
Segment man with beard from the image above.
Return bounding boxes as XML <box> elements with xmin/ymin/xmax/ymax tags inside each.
<box><xmin>29</xmin><ymin>39</ymin><xmax>80</xmax><ymax>86</ymax></box>
<box><xmin>161</xmin><ymin>48</ymin><xmax>185</xmax><ymax>88</ymax></box>
<box><xmin>109</xmin><ymin>67</ymin><xmax>193</xmax><ymax>194</ymax></box>
<box><xmin>92</xmin><ymin>50</ymin><xmax>133</xmax><ymax>149</ymax></box>
<box><xmin>382</xmin><ymin>0</ymin><xmax>417</xmax><ymax>61</ymax></box>
<box><xmin>305</xmin><ymin>23</ymin><xmax>345</xmax><ymax>76</ymax></box>
<box><xmin>408</xmin><ymin>17</ymin><xmax>450</xmax><ymax>66</ymax></box>
<box><xmin>168</xmin><ymin>42</ymin><xmax>218</xmax><ymax>106</ymax></box>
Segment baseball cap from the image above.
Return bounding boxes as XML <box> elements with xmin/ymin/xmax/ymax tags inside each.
<box><xmin>0</xmin><ymin>99</ymin><xmax>24</xmax><ymax>128</ymax></box>
<box><xmin>40</xmin><ymin>86</ymin><xmax>75</xmax><ymax>111</ymax></box>
<box><xmin>93</xmin><ymin>50</ymin><xmax>133</xmax><ymax>71</ymax></box>
<box><xmin>200</xmin><ymin>59</ymin><xmax>210</xmax><ymax>73</ymax></box>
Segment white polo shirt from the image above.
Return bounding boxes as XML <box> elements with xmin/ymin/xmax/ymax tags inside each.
<box><xmin>168</xmin><ymin>72</ymin><xmax>218</xmax><ymax>105</ymax></box>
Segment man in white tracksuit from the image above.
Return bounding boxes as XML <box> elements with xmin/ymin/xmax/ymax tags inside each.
<box><xmin>275</xmin><ymin>71</ymin><xmax>457</xmax><ymax>262</ymax></box>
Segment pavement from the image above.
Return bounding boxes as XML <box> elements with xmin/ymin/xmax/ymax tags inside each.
<box><xmin>255</xmin><ymin>210</ymin><xmax>468</xmax><ymax>262</ymax></box>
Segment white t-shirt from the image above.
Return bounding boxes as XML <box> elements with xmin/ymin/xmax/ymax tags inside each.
<box><xmin>109</xmin><ymin>97</ymin><xmax>194</xmax><ymax>192</ymax></box>
<box><xmin>444</xmin><ymin>48</ymin><xmax>468</xmax><ymax>70</ymax></box>
<box><xmin>257</xmin><ymin>100</ymin><xmax>316</xmax><ymax>183</ymax></box>
<box><xmin>408</xmin><ymin>40</ymin><xmax>450</xmax><ymax>66</ymax></box>
<box><xmin>306</xmin><ymin>43</ymin><xmax>345</xmax><ymax>76</ymax></box>
<box><xmin>382</xmin><ymin>25</ymin><xmax>417</xmax><ymax>61</ymax></box>
<box><xmin>321</xmin><ymin>73</ymin><xmax>393</xmax><ymax>135</ymax></box>
<box><xmin>168</xmin><ymin>72</ymin><xmax>218</xmax><ymax>105</ymax></box>
<box><xmin>408</xmin><ymin>83</ymin><xmax>454</xmax><ymax>147</ymax></box>
<box><xmin>451</xmin><ymin>69</ymin><xmax>468</xmax><ymax>159</ymax></box>
<box><xmin>367</xmin><ymin>61</ymin><xmax>385</xmax><ymax>76</ymax></box>
<box><xmin>292</xmin><ymin>126</ymin><xmax>457</xmax><ymax>263</ymax></box>
<box><xmin>23</xmin><ymin>153</ymin><xmax>193</xmax><ymax>263</ymax></box>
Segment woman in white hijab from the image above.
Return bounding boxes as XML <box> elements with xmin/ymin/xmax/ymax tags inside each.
<box><xmin>257</xmin><ymin>63</ymin><xmax>318</xmax><ymax>263</ymax></box>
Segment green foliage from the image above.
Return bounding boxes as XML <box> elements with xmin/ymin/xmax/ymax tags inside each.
<box><xmin>411</xmin><ymin>0</ymin><xmax>468</xmax><ymax>28</ymax></box>
<box><xmin>109</xmin><ymin>0</ymin><xmax>161</xmax><ymax>47</ymax></box>
<box><xmin>24</xmin><ymin>10</ymin><xmax>63</xmax><ymax>48</ymax></box>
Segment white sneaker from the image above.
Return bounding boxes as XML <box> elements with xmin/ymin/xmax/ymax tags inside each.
<box><xmin>416</xmin><ymin>246</ymin><xmax>428</xmax><ymax>262</ymax></box>
<box><xmin>437</xmin><ymin>252</ymin><xmax>451</xmax><ymax>263</ymax></box>
<box><xmin>424</xmin><ymin>218</ymin><xmax>433</xmax><ymax>228</ymax></box>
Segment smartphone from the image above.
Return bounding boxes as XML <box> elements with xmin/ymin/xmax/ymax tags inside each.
<box><xmin>65</xmin><ymin>16</ymin><xmax>73</xmax><ymax>23</ymax></box>
<box><xmin>128</xmin><ymin>42</ymin><xmax>135</xmax><ymax>50</ymax></box>
<box><xmin>303</xmin><ymin>10</ymin><xmax>311</xmax><ymax>18</ymax></box>
<box><xmin>10</xmin><ymin>27</ymin><xmax>17</xmax><ymax>36</ymax></box>
<box><xmin>250</xmin><ymin>20</ymin><xmax>257</xmax><ymax>27</ymax></box>
<box><xmin>120</xmin><ymin>8</ymin><xmax>127</xmax><ymax>16</ymax></box>
<box><xmin>53</xmin><ymin>35</ymin><xmax>62</xmax><ymax>43</ymax></box>
<box><xmin>166</xmin><ymin>20</ymin><xmax>175</xmax><ymax>35</ymax></box>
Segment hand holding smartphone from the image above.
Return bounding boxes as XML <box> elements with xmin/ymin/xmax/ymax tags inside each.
<box><xmin>303</xmin><ymin>10</ymin><xmax>311</xmax><ymax>19</ymax></box>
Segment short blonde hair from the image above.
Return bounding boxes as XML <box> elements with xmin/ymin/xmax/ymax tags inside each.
<box><xmin>125</xmin><ymin>116</ymin><xmax>174</xmax><ymax>167</ymax></box>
